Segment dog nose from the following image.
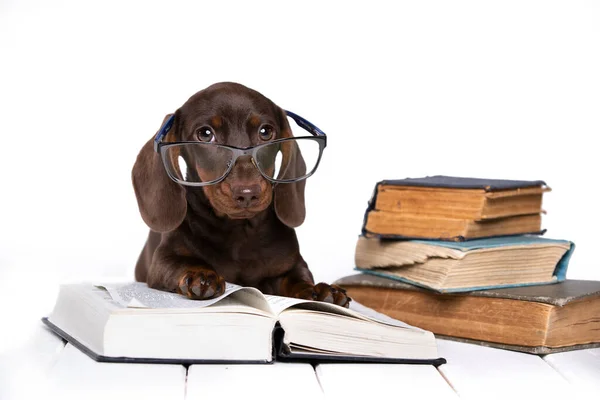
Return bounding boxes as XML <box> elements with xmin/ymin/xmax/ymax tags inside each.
<box><xmin>232</xmin><ymin>185</ymin><xmax>261</xmax><ymax>208</ymax></box>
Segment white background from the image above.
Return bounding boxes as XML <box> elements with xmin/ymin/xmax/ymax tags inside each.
<box><xmin>0</xmin><ymin>0</ymin><xmax>598</xmax><ymax>352</ymax></box>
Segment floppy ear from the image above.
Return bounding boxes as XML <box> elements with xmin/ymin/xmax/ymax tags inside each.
<box><xmin>132</xmin><ymin>114</ymin><xmax>187</xmax><ymax>232</ymax></box>
<box><xmin>274</xmin><ymin>109</ymin><xmax>307</xmax><ymax>228</ymax></box>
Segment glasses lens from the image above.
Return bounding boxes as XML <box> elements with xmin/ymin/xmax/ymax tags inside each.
<box><xmin>255</xmin><ymin>138</ymin><xmax>321</xmax><ymax>182</ymax></box>
<box><xmin>162</xmin><ymin>143</ymin><xmax>234</xmax><ymax>184</ymax></box>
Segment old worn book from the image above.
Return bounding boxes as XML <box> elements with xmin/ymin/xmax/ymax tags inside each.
<box><xmin>362</xmin><ymin>175</ymin><xmax>549</xmax><ymax>240</ymax></box>
<box><xmin>364</xmin><ymin>212</ymin><xmax>543</xmax><ymax>241</ymax></box>
<box><xmin>42</xmin><ymin>282</ymin><xmax>444</xmax><ymax>365</ymax></box>
<box><xmin>334</xmin><ymin>274</ymin><xmax>600</xmax><ymax>354</ymax></box>
<box><xmin>355</xmin><ymin>235</ymin><xmax>575</xmax><ymax>292</ymax></box>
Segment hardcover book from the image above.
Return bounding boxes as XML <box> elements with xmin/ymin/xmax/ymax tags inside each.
<box><xmin>362</xmin><ymin>175</ymin><xmax>549</xmax><ymax>241</ymax></box>
<box><xmin>354</xmin><ymin>235</ymin><xmax>575</xmax><ymax>292</ymax></box>
<box><xmin>42</xmin><ymin>282</ymin><xmax>445</xmax><ymax>365</ymax></box>
<box><xmin>334</xmin><ymin>274</ymin><xmax>600</xmax><ymax>354</ymax></box>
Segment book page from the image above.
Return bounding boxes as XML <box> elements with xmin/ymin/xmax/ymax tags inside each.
<box><xmin>266</xmin><ymin>294</ymin><xmax>422</xmax><ymax>330</ymax></box>
<box><xmin>349</xmin><ymin>301</ymin><xmax>425</xmax><ymax>330</ymax></box>
<box><xmin>265</xmin><ymin>295</ymin><xmax>375</xmax><ymax>321</ymax></box>
<box><xmin>92</xmin><ymin>285</ymin><xmax>126</xmax><ymax>309</ymax></box>
<box><xmin>98</xmin><ymin>282</ymin><xmax>420</xmax><ymax>330</ymax></box>
<box><xmin>101</xmin><ymin>282</ymin><xmax>263</xmax><ymax>309</ymax></box>
<box><xmin>264</xmin><ymin>295</ymin><xmax>312</xmax><ymax>315</ymax></box>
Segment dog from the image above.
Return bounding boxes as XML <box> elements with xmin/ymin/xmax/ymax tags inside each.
<box><xmin>131</xmin><ymin>82</ymin><xmax>350</xmax><ymax>307</ymax></box>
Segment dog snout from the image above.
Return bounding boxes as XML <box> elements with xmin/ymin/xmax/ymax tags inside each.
<box><xmin>232</xmin><ymin>184</ymin><xmax>262</xmax><ymax>208</ymax></box>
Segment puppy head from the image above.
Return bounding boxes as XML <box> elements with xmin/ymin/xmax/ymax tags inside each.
<box><xmin>132</xmin><ymin>82</ymin><xmax>306</xmax><ymax>232</ymax></box>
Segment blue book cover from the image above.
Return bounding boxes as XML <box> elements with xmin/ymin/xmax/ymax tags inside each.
<box><xmin>354</xmin><ymin>236</ymin><xmax>575</xmax><ymax>293</ymax></box>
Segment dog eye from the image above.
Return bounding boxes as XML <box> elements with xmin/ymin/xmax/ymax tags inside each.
<box><xmin>196</xmin><ymin>126</ymin><xmax>215</xmax><ymax>142</ymax></box>
<box><xmin>258</xmin><ymin>125</ymin><xmax>274</xmax><ymax>140</ymax></box>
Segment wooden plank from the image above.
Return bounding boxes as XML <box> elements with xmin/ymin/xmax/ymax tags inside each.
<box><xmin>0</xmin><ymin>323</ymin><xmax>66</xmax><ymax>400</ymax></box>
<box><xmin>186</xmin><ymin>363</ymin><xmax>324</xmax><ymax>399</ymax></box>
<box><xmin>544</xmin><ymin>349</ymin><xmax>600</xmax><ymax>388</ymax></box>
<box><xmin>15</xmin><ymin>323</ymin><xmax>65</xmax><ymax>368</ymax></box>
<box><xmin>315</xmin><ymin>363</ymin><xmax>457</xmax><ymax>398</ymax></box>
<box><xmin>44</xmin><ymin>343</ymin><xmax>186</xmax><ymax>400</ymax></box>
<box><xmin>587</xmin><ymin>347</ymin><xmax>600</xmax><ymax>359</ymax></box>
<box><xmin>436</xmin><ymin>339</ymin><xmax>572</xmax><ymax>398</ymax></box>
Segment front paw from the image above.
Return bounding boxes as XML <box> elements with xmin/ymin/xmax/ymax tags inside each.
<box><xmin>176</xmin><ymin>267</ymin><xmax>226</xmax><ymax>300</ymax></box>
<box><xmin>294</xmin><ymin>283</ymin><xmax>351</xmax><ymax>308</ymax></box>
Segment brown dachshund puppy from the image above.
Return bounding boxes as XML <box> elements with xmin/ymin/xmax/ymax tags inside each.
<box><xmin>132</xmin><ymin>82</ymin><xmax>350</xmax><ymax>307</ymax></box>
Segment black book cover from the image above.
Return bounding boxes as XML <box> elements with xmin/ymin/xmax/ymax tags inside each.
<box><xmin>378</xmin><ymin>176</ymin><xmax>547</xmax><ymax>191</ymax></box>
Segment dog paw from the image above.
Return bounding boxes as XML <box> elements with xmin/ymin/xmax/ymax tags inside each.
<box><xmin>295</xmin><ymin>283</ymin><xmax>351</xmax><ymax>308</ymax></box>
<box><xmin>177</xmin><ymin>267</ymin><xmax>226</xmax><ymax>300</ymax></box>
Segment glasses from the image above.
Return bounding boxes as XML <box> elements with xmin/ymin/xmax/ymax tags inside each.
<box><xmin>153</xmin><ymin>110</ymin><xmax>327</xmax><ymax>186</ymax></box>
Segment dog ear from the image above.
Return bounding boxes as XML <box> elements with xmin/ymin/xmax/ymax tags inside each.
<box><xmin>274</xmin><ymin>108</ymin><xmax>307</xmax><ymax>228</ymax></box>
<box><xmin>132</xmin><ymin>113</ymin><xmax>187</xmax><ymax>232</ymax></box>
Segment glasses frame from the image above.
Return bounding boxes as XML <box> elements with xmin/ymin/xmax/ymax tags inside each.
<box><xmin>153</xmin><ymin>110</ymin><xmax>327</xmax><ymax>187</ymax></box>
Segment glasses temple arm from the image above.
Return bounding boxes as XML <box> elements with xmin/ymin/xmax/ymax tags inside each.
<box><xmin>153</xmin><ymin>114</ymin><xmax>176</xmax><ymax>153</ymax></box>
<box><xmin>285</xmin><ymin>110</ymin><xmax>326</xmax><ymax>137</ymax></box>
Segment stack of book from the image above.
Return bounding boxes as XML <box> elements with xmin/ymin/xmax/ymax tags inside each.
<box><xmin>335</xmin><ymin>176</ymin><xmax>600</xmax><ymax>354</ymax></box>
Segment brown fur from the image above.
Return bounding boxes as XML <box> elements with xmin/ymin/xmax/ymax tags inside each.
<box><xmin>132</xmin><ymin>82</ymin><xmax>349</xmax><ymax>307</ymax></box>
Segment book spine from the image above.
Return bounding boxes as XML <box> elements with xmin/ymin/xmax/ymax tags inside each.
<box><xmin>360</xmin><ymin>181</ymin><xmax>385</xmax><ymax>236</ymax></box>
<box><xmin>553</xmin><ymin>242</ymin><xmax>576</xmax><ymax>281</ymax></box>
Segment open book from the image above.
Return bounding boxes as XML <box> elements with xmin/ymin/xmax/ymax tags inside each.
<box><xmin>43</xmin><ymin>282</ymin><xmax>444</xmax><ymax>365</ymax></box>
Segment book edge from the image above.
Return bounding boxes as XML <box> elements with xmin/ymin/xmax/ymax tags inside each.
<box><xmin>274</xmin><ymin>331</ymin><xmax>446</xmax><ymax>366</ymax></box>
<box><xmin>384</xmin><ymin>235</ymin><xmax>572</xmax><ymax>251</ymax></box>
<box><xmin>41</xmin><ymin>317</ymin><xmax>274</xmax><ymax>365</ymax></box>
<box><xmin>359</xmin><ymin>230</ymin><xmax>548</xmax><ymax>243</ymax></box>
<box><xmin>354</xmin><ymin>268</ymin><xmax>564</xmax><ymax>294</ymax></box>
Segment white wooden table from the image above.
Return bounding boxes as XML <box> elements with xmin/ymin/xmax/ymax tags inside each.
<box><xmin>1</xmin><ymin>323</ymin><xmax>598</xmax><ymax>400</ymax></box>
